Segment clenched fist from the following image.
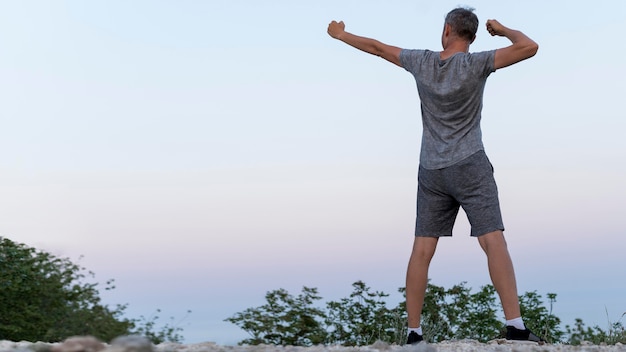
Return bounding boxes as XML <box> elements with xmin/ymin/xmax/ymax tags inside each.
<box><xmin>486</xmin><ymin>19</ymin><xmax>507</xmax><ymax>37</ymax></box>
<box><xmin>327</xmin><ymin>20</ymin><xmax>346</xmax><ymax>39</ymax></box>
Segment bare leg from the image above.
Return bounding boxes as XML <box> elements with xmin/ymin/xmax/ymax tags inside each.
<box><xmin>477</xmin><ymin>230</ymin><xmax>521</xmax><ymax>320</ymax></box>
<box><xmin>406</xmin><ymin>236</ymin><xmax>439</xmax><ymax>328</ymax></box>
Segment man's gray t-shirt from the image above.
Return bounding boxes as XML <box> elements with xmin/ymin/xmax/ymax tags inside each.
<box><xmin>400</xmin><ymin>49</ymin><xmax>496</xmax><ymax>170</ymax></box>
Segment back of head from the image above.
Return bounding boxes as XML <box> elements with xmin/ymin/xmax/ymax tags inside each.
<box><xmin>445</xmin><ymin>7</ymin><xmax>479</xmax><ymax>42</ymax></box>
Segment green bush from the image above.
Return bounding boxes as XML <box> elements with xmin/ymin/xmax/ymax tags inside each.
<box><xmin>0</xmin><ymin>237</ymin><xmax>132</xmax><ymax>341</ymax></box>
<box><xmin>226</xmin><ymin>280</ymin><xmax>621</xmax><ymax>346</ymax></box>
<box><xmin>0</xmin><ymin>237</ymin><xmax>187</xmax><ymax>343</ymax></box>
<box><xmin>325</xmin><ymin>281</ymin><xmax>405</xmax><ymax>345</ymax></box>
<box><xmin>224</xmin><ymin>286</ymin><xmax>326</xmax><ymax>346</ymax></box>
<box><xmin>518</xmin><ymin>291</ymin><xmax>562</xmax><ymax>343</ymax></box>
<box><xmin>565</xmin><ymin>314</ymin><xmax>626</xmax><ymax>345</ymax></box>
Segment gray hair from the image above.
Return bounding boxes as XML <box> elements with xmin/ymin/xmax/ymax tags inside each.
<box><xmin>445</xmin><ymin>7</ymin><xmax>479</xmax><ymax>41</ymax></box>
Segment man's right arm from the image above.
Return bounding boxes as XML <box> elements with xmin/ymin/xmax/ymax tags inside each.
<box><xmin>327</xmin><ymin>20</ymin><xmax>402</xmax><ymax>67</ymax></box>
<box><xmin>486</xmin><ymin>19</ymin><xmax>538</xmax><ymax>70</ymax></box>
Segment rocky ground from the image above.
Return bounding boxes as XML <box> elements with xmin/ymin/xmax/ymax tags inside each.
<box><xmin>1</xmin><ymin>336</ymin><xmax>625</xmax><ymax>352</ymax></box>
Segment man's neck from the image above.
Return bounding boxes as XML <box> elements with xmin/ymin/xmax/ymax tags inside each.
<box><xmin>440</xmin><ymin>41</ymin><xmax>470</xmax><ymax>60</ymax></box>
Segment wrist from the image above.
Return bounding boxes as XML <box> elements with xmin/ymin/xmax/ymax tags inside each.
<box><xmin>335</xmin><ymin>31</ymin><xmax>347</xmax><ymax>41</ymax></box>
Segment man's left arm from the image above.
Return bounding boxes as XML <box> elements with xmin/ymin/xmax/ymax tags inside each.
<box><xmin>327</xmin><ymin>20</ymin><xmax>402</xmax><ymax>67</ymax></box>
<box><xmin>486</xmin><ymin>19</ymin><xmax>538</xmax><ymax>70</ymax></box>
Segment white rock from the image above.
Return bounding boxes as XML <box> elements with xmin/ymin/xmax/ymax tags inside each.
<box><xmin>109</xmin><ymin>336</ymin><xmax>154</xmax><ymax>352</ymax></box>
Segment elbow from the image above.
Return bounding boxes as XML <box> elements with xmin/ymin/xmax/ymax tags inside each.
<box><xmin>372</xmin><ymin>44</ymin><xmax>385</xmax><ymax>58</ymax></box>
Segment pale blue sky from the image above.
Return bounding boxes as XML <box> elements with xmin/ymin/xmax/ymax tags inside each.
<box><xmin>0</xmin><ymin>0</ymin><xmax>624</xmax><ymax>345</ymax></box>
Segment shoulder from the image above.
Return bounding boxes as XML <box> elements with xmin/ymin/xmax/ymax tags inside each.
<box><xmin>400</xmin><ymin>49</ymin><xmax>432</xmax><ymax>59</ymax></box>
<box><xmin>467</xmin><ymin>50</ymin><xmax>497</xmax><ymax>74</ymax></box>
<box><xmin>468</xmin><ymin>50</ymin><xmax>496</xmax><ymax>62</ymax></box>
<box><xmin>400</xmin><ymin>49</ymin><xmax>434</xmax><ymax>70</ymax></box>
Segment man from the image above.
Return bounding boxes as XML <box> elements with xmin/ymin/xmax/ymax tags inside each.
<box><xmin>327</xmin><ymin>7</ymin><xmax>540</xmax><ymax>344</ymax></box>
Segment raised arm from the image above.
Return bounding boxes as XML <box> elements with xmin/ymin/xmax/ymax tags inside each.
<box><xmin>486</xmin><ymin>19</ymin><xmax>538</xmax><ymax>70</ymax></box>
<box><xmin>327</xmin><ymin>20</ymin><xmax>402</xmax><ymax>67</ymax></box>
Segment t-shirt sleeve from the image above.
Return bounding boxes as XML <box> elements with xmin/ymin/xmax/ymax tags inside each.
<box><xmin>471</xmin><ymin>50</ymin><xmax>496</xmax><ymax>77</ymax></box>
<box><xmin>399</xmin><ymin>49</ymin><xmax>425</xmax><ymax>73</ymax></box>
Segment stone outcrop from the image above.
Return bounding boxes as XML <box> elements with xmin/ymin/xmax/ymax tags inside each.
<box><xmin>1</xmin><ymin>336</ymin><xmax>625</xmax><ymax>352</ymax></box>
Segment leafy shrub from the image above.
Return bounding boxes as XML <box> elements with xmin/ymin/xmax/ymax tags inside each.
<box><xmin>0</xmin><ymin>237</ymin><xmax>188</xmax><ymax>343</ymax></box>
<box><xmin>225</xmin><ymin>286</ymin><xmax>326</xmax><ymax>345</ymax></box>
<box><xmin>226</xmin><ymin>280</ymin><xmax>587</xmax><ymax>346</ymax></box>
<box><xmin>518</xmin><ymin>291</ymin><xmax>562</xmax><ymax>343</ymax></box>
<box><xmin>133</xmin><ymin>309</ymin><xmax>190</xmax><ymax>344</ymax></box>
<box><xmin>0</xmin><ymin>237</ymin><xmax>132</xmax><ymax>341</ymax></box>
<box><xmin>325</xmin><ymin>281</ymin><xmax>406</xmax><ymax>345</ymax></box>
<box><xmin>566</xmin><ymin>313</ymin><xmax>626</xmax><ymax>345</ymax></box>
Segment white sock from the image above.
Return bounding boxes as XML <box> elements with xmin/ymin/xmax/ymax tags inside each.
<box><xmin>506</xmin><ymin>317</ymin><xmax>526</xmax><ymax>330</ymax></box>
<box><xmin>408</xmin><ymin>327</ymin><xmax>423</xmax><ymax>335</ymax></box>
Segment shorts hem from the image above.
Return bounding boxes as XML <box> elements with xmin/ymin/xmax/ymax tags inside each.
<box><xmin>471</xmin><ymin>227</ymin><xmax>505</xmax><ymax>237</ymax></box>
<box><xmin>415</xmin><ymin>232</ymin><xmax>453</xmax><ymax>238</ymax></box>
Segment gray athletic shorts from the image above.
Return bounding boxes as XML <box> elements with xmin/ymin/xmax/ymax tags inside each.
<box><xmin>415</xmin><ymin>150</ymin><xmax>504</xmax><ymax>237</ymax></box>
